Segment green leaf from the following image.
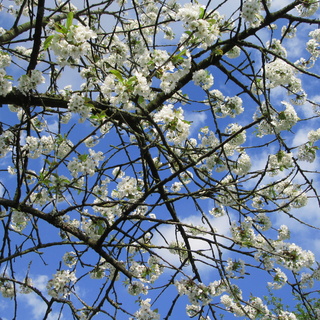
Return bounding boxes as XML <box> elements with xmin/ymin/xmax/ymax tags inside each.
<box><xmin>199</xmin><ymin>7</ymin><xmax>205</xmax><ymax>19</ymax></box>
<box><xmin>43</xmin><ymin>35</ymin><xmax>54</xmax><ymax>50</ymax></box>
<box><xmin>207</xmin><ymin>18</ymin><xmax>217</xmax><ymax>24</ymax></box>
<box><xmin>66</xmin><ymin>12</ymin><xmax>74</xmax><ymax>30</ymax></box>
<box><xmin>278</xmin><ymin>111</ymin><xmax>286</xmax><ymax>120</ymax></box>
<box><xmin>110</xmin><ymin>69</ymin><xmax>124</xmax><ymax>83</ymax></box>
<box><xmin>55</xmin><ymin>23</ymin><xmax>68</xmax><ymax>34</ymax></box>
<box><xmin>138</xmin><ymin>96</ymin><xmax>145</xmax><ymax>105</ymax></box>
<box><xmin>78</xmin><ymin>154</ymin><xmax>88</xmax><ymax>161</ymax></box>
<box><xmin>126</xmin><ymin>75</ymin><xmax>136</xmax><ymax>86</ymax></box>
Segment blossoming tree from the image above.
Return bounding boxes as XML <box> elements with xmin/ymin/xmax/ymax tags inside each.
<box><xmin>0</xmin><ymin>0</ymin><xmax>320</xmax><ymax>319</ymax></box>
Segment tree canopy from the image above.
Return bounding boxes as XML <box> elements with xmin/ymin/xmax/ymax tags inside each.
<box><xmin>0</xmin><ymin>0</ymin><xmax>320</xmax><ymax>319</ymax></box>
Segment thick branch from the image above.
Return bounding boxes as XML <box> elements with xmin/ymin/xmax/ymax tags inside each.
<box><xmin>27</xmin><ymin>0</ymin><xmax>45</xmax><ymax>72</ymax></box>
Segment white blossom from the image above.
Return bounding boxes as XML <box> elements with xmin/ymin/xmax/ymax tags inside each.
<box><xmin>296</xmin><ymin>0</ymin><xmax>319</xmax><ymax>17</ymax></box>
<box><xmin>63</xmin><ymin>251</ymin><xmax>77</xmax><ymax>267</ymax></box>
<box><xmin>153</xmin><ymin>104</ymin><xmax>190</xmax><ymax>145</ymax></box>
<box><xmin>0</xmin><ymin>130</ymin><xmax>14</xmax><ymax>158</ymax></box>
<box><xmin>0</xmin><ymin>278</ymin><xmax>15</xmax><ymax>298</ymax></box>
<box><xmin>47</xmin><ymin>270</ymin><xmax>77</xmax><ymax>298</ymax></box>
<box><xmin>51</xmin><ymin>24</ymin><xmax>97</xmax><ymax>63</ymax></box>
<box><xmin>68</xmin><ymin>93</ymin><xmax>92</xmax><ymax>122</ymax></box>
<box><xmin>18</xmin><ymin>70</ymin><xmax>45</xmax><ymax>94</ymax></box>
<box><xmin>133</xmin><ymin>298</ymin><xmax>160</xmax><ymax>320</ymax></box>
<box><xmin>233</xmin><ymin>152</ymin><xmax>251</xmax><ymax>175</ymax></box>
<box><xmin>268</xmin><ymin>268</ymin><xmax>287</xmax><ymax>289</ymax></box>
<box><xmin>241</xmin><ymin>0</ymin><xmax>262</xmax><ymax>27</ymax></box>
<box><xmin>128</xmin><ymin>281</ymin><xmax>148</xmax><ymax>296</ymax></box>
<box><xmin>11</xmin><ymin>210</ymin><xmax>29</xmax><ymax>232</ymax></box>
<box><xmin>281</xmin><ymin>25</ymin><xmax>297</xmax><ymax>38</ymax></box>
<box><xmin>298</xmin><ymin>143</ymin><xmax>317</xmax><ymax>162</ymax></box>
<box><xmin>226</xmin><ymin>46</ymin><xmax>241</xmax><ymax>58</ymax></box>
<box><xmin>0</xmin><ymin>68</ymin><xmax>12</xmax><ymax>97</ymax></box>
<box><xmin>308</xmin><ymin>128</ymin><xmax>320</xmax><ymax>142</ymax></box>
<box><xmin>175</xmin><ymin>3</ymin><xmax>203</xmax><ymax>25</ymax></box>
<box><xmin>192</xmin><ymin>69</ymin><xmax>214</xmax><ymax>90</ymax></box>
<box><xmin>278</xmin><ymin>225</ymin><xmax>290</xmax><ymax>240</ymax></box>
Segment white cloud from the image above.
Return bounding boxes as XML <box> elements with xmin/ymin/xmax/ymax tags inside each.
<box><xmin>20</xmin><ymin>291</ymin><xmax>64</xmax><ymax>320</ymax></box>
<box><xmin>298</xmin><ymin>95</ymin><xmax>320</xmax><ymax>119</ymax></box>
<box><xmin>32</xmin><ymin>274</ymin><xmax>49</xmax><ymax>291</ymax></box>
<box><xmin>292</xmin><ymin>127</ymin><xmax>309</xmax><ymax>147</ymax></box>
<box><xmin>185</xmin><ymin>110</ymin><xmax>207</xmax><ymax>136</ymax></box>
<box><xmin>47</xmin><ymin>119</ymin><xmax>59</xmax><ymax>134</ymax></box>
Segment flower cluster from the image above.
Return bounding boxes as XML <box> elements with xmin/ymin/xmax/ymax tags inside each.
<box><xmin>0</xmin><ymin>68</ymin><xmax>12</xmax><ymax>96</ymax></box>
<box><xmin>10</xmin><ymin>210</ymin><xmax>29</xmax><ymax>232</ymax></box>
<box><xmin>264</xmin><ymin>59</ymin><xmax>297</xmax><ymax>89</ymax></box>
<box><xmin>281</xmin><ymin>24</ymin><xmax>297</xmax><ymax>39</ymax></box>
<box><xmin>266</xmin><ymin>39</ymin><xmax>287</xmax><ymax>58</ymax></box>
<box><xmin>47</xmin><ymin>270</ymin><xmax>77</xmax><ymax>298</ymax></box>
<box><xmin>175</xmin><ymin>3</ymin><xmax>203</xmax><ymax>25</ymax></box>
<box><xmin>275</xmin><ymin>179</ymin><xmax>308</xmax><ymax>209</ymax></box>
<box><xmin>267</xmin><ymin>151</ymin><xmax>294</xmax><ymax>176</ymax></box>
<box><xmin>209</xmin><ymin>91</ymin><xmax>244</xmax><ymax>118</ymax></box>
<box><xmin>276</xmin><ymin>242</ymin><xmax>315</xmax><ymax>272</ymax></box>
<box><xmin>221</xmin><ymin>294</ymin><xmax>274</xmax><ymax>318</ymax></box>
<box><xmin>18</xmin><ymin>70</ymin><xmax>45</xmax><ymax>95</ymax></box>
<box><xmin>241</xmin><ymin>0</ymin><xmax>263</xmax><ymax>27</ymax></box>
<box><xmin>209</xmin><ymin>204</ymin><xmax>226</xmax><ymax>218</ymax></box>
<box><xmin>160</xmin><ymin>51</ymin><xmax>192</xmax><ymax>94</ymax></box>
<box><xmin>168</xmin><ymin>240</ymin><xmax>189</xmax><ymax>261</ymax></box>
<box><xmin>192</xmin><ymin>69</ymin><xmax>214</xmax><ymax>90</ymax></box>
<box><xmin>133</xmin><ymin>298</ymin><xmax>160</xmax><ymax>320</ymax></box>
<box><xmin>67</xmin><ymin>149</ymin><xmax>104</xmax><ymax>178</ymax></box>
<box><xmin>252</xmin><ymin>230</ymin><xmax>315</xmax><ymax>272</ymax></box>
<box><xmin>296</xmin><ymin>0</ymin><xmax>319</xmax><ymax>17</ymax></box>
<box><xmin>226</xmin><ymin>46</ymin><xmax>241</xmax><ymax>58</ymax></box>
<box><xmin>175</xmin><ymin>279</ymin><xmax>213</xmax><ymax>306</ymax></box>
<box><xmin>50</xmin><ymin>23</ymin><xmax>97</xmax><ymax>63</ymax></box>
<box><xmin>233</xmin><ymin>152</ymin><xmax>251</xmax><ymax>176</ymax></box>
<box><xmin>0</xmin><ymin>130</ymin><xmax>14</xmax><ymax>158</ymax></box>
<box><xmin>63</xmin><ymin>251</ymin><xmax>78</xmax><ymax>267</ymax></box>
<box><xmin>253</xmin><ymin>212</ymin><xmax>272</xmax><ymax>231</ymax></box>
<box><xmin>100</xmin><ymin>71</ymin><xmax>152</xmax><ymax>110</ymax></box>
<box><xmin>225</xmin><ymin>258</ymin><xmax>246</xmax><ymax>279</ymax></box>
<box><xmin>225</xmin><ymin>123</ymin><xmax>246</xmax><ymax>147</ymax></box>
<box><xmin>0</xmin><ymin>51</ymin><xmax>12</xmax><ymax>96</ymax></box>
<box><xmin>111</xmin><ymin>175</ymin><xmax>143</xmax><ymax>200</ymax></box>
<box><xmin>129</xmin><ymin>256</ymin><xmax>163</xmax><ymax>283</ymax></box>
<box><xmin>20</xmin><ymin>277</ymin><xmax>33</xmax><ymax>294</ymax></box>
<box><xmin>23</xmin><ymin>135</ymin><xmax>73</xmax><ymax>159</ymax></box>
<box><xmin>128</xmin><ymin>281</ymin><xmax>148</xmax><ymax>296</ymax></box>
<box><xmin>153</xmin><ymin>104</ymin><xmax>190</xmax><ymax>145</ymax></box>
<box><xmin>230</xmin><ymin>218</ymin><xmax>256</xmax><ymax>246</ymax></box>
<box><xmin>0</xmin><ymin>277</ymin><xmax>14</xmax><ymax>298</ymax></box>
<box><xmin>176</xmin><ymin>3</ymin><xmax>224</xmax><ymax>49</ymax></box>
<box><xmin>68</xmin><ymin>93</ymin><xmax>92</xmax><ymax>122</ymax></box>
<box><xmin>268</xmin><ymin>267</ymin><xmax>288</xmax><ymax>289</ymax></box>
<box><xmin>30</xmin><ymin>187</ymin><xmax>53</xmax><ymax>206</ymax></box>
<box><xmin>81</xmin><ymin>215</ymin><xmax>105</xmax><ymax>242</ymax></box>
<box><xmin>254</xmin><ymin>101</ymin><xmax>299</xmax><ymax>137</ymax></box>
<box><xmin>278</xmin><ymin>225</ymin><xmax>291</xmax><ymax>241</ymax></box>
<box><xmin>307</xmin><ymin>28</ymin><xmax>320</xmax><ymax>61</ymax></box>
